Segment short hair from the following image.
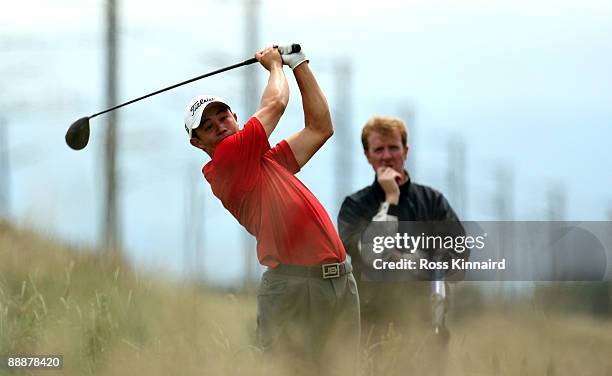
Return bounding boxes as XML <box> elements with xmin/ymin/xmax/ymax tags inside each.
<box><xmin>361</xmin><ymin>116</ymin><xmax>409</xmax><ymax>151</ymax></box>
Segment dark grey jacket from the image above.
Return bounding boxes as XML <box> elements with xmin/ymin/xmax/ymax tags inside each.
<box><xmin>338</xmin><ymin>177</ymin><xmax>468</xmax><ymax>281</ymax></box>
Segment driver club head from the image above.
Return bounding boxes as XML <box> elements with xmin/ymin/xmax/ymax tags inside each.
<box><xmin>65</xmin><ymin>117</ymin><xmax>91</xmax><ymax>150</ymax></box>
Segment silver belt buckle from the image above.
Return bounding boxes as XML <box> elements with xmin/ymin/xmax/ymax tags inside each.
<box><xmin>322</xmin><ymin>263</ymin><xmax>341</xmax><ymax>279</ymax></box>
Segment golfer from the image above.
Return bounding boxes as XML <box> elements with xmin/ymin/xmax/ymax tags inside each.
<box><xmin>183</xmin><ymin>45</ymin><xmax>359</xmax><ymax>375</ymax></box>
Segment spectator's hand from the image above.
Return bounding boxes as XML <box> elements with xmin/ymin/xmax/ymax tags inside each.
<box><xmin>255</xmin><ymin>46</ymin><xmax>283</xmax><ymax>71</ymax></box>
<box><xmin>377</xmin><ymin>167</ymin><xmax>401</xmax><ymax>204</ymax></box>
<box><xmin>278</xmin><ymin>44</ymin><xmax>308</xmax><ymax>70</ymax></box>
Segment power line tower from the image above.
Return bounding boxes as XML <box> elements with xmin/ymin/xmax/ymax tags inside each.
<box><xmin>546</xmin><ymin>183</ymin><xmax>566</xmax><ymax>221</ymax></box>
<box><xmin>545</xmin><ymin>183</ymin><xmax>566</xmax><ymax>281</ymax></box>
<box><xmin>102</xmin><ymin>0</ymin><xmax>121</xmax><ymax>254</ymax></box>
<box><xmin>184</xmin><ymin>164</ymin><xmax>206</xmax><ymax>282</ymax></box>
<box><xmin>184</xmin><ymin>167</ymin><xmax>194</xmax><ymax>278</ymax></box>
<box><xmin>0</xmin><ymin>116</ymin><xmax>9</xmax><ymax>218</ymax></box>
<box><xmin>446</xmin><ymin>137</ymin><xmax>467</xmax><ymax>218</ymax></box>
<box><xmin>492</xmin><ymin>164</ymin><xmax>515</xmax><ymax>294</ymax></box>
<box><xmin>333</xmin><ymin>59</ymin><xmax>353</xmax><ymax>217</ymax></box>
<box><xmin>493</xmin><ymin>164</ymin><xmax>514</xmax><ymax>221</ymax></box>
<box><xmin>401</xmin><ymin>106</ymin><xmax>417</xmax><ymax>179</ymax></box>
<box><xmin>241</xmin><ymin>0</ymin><xmax>260</xmax><ymax>289</ymax></box>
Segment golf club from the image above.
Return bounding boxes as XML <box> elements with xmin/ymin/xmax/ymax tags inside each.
<box><xmin>65</xmin><ymin>44</ymin><xmax>301</xmax><ymax>150</ymax></box>
<box><xmin>431</xmin><ymin>269</ymin><xmax>450</xmax><ymax>344</ymax></box>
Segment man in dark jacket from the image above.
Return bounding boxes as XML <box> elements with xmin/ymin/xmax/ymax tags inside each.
<box><xmin>338</xmin><ymin>115</ymin><xmax>467</xmax><ymax>374</ymax></box>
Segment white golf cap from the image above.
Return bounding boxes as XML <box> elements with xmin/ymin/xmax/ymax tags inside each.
<box><xmin>183</xmin><ymin>94</ymin><xmax>231</xmax><ymax>138</ymax></box>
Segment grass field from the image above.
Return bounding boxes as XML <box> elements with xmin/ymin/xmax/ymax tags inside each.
<box><xmin>1</xmin><ymin>220</ymin><xmax>612</xmax><ymax>375</ymax></box>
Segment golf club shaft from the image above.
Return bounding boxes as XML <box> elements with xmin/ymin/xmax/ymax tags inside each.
<box><xmin>90</xmin><ymin>57</ymin><xmax>258</xmax><ymax>119</ymax></box>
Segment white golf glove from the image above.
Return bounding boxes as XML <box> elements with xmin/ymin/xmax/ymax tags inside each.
<box><xmin>277</xmin><ymin>44</ymin><xmax>308</xmax><ymax>70</ymax></box>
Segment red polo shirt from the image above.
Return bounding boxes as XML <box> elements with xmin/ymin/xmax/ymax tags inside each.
<box><xmin>203</xmin><ymin>117</ymin><xmax>346</xmax><ymax>267</ymax></box>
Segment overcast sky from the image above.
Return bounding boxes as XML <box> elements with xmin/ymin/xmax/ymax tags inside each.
<box><xmin>1</xmin><ymin>0</ymin><xmax>611</xmax><ymax>285</ymax></box>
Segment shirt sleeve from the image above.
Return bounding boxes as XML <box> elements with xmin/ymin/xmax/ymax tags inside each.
<box><xmin>338</xmin><ymin>196</ymin><xmax>373</xmax><ymax>261</ymax></box>
<box><xmin>212</xmin><ymin>117</ymin><xmax>270</xmax><ymax>192</ymax></box>
<box><xmin>434</xmin><ymin>193</ymin><xmax>460</xmax><ymax>221</ymax></box>
<box><xmin>265</xmin><ymin>140</ymin><xmax>301</xmax><ymax>174</ymax></box>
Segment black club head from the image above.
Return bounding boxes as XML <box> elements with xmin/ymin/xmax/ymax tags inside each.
<box><xmin>65</xmin><ymin>117</ymin><xmax>91</xmax><ymax>150</ymax></box>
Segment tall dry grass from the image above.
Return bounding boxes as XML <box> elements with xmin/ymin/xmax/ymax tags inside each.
<box><xmin>1</xmin><ymin>220</ymin><xmax>612</xmax><ymax>375</ymax></box>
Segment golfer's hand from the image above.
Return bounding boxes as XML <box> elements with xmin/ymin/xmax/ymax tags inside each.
<box><xmin>255</xmin><ymin>46</ymin><xmax>283</xmax><ymax>71</ymax></box>
<box><xmin>377</xmin><ymin>167</ymin><xmax>401</xmax><ymax>204</ymax></box>
<box><xmin>278</xmin><ymin>44</ymin><xmax>308</xmax><ymax>70</ymax></box>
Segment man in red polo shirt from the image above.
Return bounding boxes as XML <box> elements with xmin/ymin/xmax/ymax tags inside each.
<box><xmin>183</xmin><ymin>45</ymin><xmax>359</xmax><ymax>375</ymax></box>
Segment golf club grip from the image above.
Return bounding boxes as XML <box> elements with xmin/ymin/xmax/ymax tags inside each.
<box><xmin>90</xmin><ymin>58</ymin><xmax>259</xmax><ymax>119</ymax></box>
<box><xmin>276</xmin><ymin>44</ymin><xmax>301</xmax><ymax>55</ymax></box>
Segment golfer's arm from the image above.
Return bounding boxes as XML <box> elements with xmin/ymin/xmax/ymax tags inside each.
<box><xmin>253</xmin><ymin>65</ymin><xmax>289</xmax><ymax>138</ymax></box>
<box><xmin>285</xmin><ymin>63</ymin><xmax>333</xmax><ymax>168</ymax></box>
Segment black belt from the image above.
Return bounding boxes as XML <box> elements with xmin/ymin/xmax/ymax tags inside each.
<box><xmin>269</xmin><ymin>260</ymin><xmax>352</xmax><ymax>279</ymax></box>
